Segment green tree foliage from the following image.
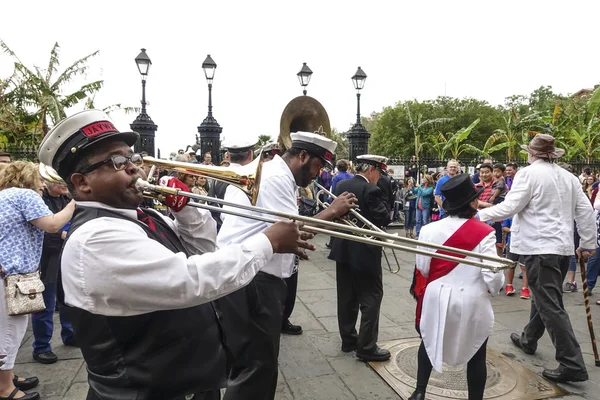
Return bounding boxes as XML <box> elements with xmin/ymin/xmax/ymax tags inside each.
<box><xmin>256</xmin><ymin>134</ymin><xmax>273</xmax><ymax>146</ymax></box>
<box><xmin>0</xmin><ymin>40</ymin><xmax>103</xmax><ymax>145</ymax></box>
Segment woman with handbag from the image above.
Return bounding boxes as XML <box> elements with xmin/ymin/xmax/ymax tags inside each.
<box><xmin>0</xmin><ymin>161</ymin><xmax>75</xmax><ymax>400</ymax></box>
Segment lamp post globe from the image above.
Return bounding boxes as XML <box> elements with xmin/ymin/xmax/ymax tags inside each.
<box><xmin>195</xmin><ymin>54</ymin><xmax>222</xmax><ymax>164</ymax></box>
<box><xmin>347</xmin><ymin>66</ymin><xmax>370</xmax><ymax>162</ymax></box>
<box><xmin>130</xmin><ymin>48</ymin><xmax>158</xmax><ymax>157</ymax></box>
<box><xmin>297</xmin><ymin>62</ymin><xmax>313</xmax><ymax>95</ymax></box>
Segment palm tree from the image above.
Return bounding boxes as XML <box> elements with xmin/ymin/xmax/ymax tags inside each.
<box><xmin>562</xmin><ymin>86</ymin><xmax>600</xmax><ymax>163</ymax></box>
<box><xmin>405</xmin><ymin>104</ymin><xmax>453</xmax><ymax>162</ymax></box>
<box><xmin>256</xmin><ymin>135</ymin><xmax>273</xmax><ymax>147</ymax></box>
<box><xmin>443</xmin><ymin>119</ymin><xmax>482</xmax><ymax>159</ymax></box>
<box><xmin>1</xmin><ymin>41</ymin><xmax>103</xmax><ymax>138</ymax></box>
<box><xmin>423</xmin><ymin>131</ymin><xmax>449</xmax><ymax>160</ymax></box>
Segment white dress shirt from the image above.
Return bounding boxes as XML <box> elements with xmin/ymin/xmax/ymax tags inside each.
<box><xmin>217</xmin><ymin>155</ymin><xmax>298</xmax><ymax>278</ymax></box>
<box><xmin>61</xmin><ymin>201</ymin><xmax>273</xmax><ymax>317</ymax></box>
<box><xmin>478</xmin><ymin>160</ymin><xmax>596</xmax><ymax>255</ymax></box>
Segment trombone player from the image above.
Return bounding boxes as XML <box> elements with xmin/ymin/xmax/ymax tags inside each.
<box><xmin>328</xmin><ymin>154</ymin><xmax>392</xmax><ymax>361</ymax></box>
<box><xmin>217</xmin><ymin>131</ymin><xmax>357</xmax><ymax>400</ymax></box>
<box><xmin>37</xmin><ymin>110</ymin><xmax>313</xmax><ymax>400</ymax></box>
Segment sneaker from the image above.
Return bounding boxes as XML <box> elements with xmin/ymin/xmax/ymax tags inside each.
<box><xmin>563</xmin><ymin>282</ymin><xmax>578</xmax><ymax>293</ymax></box>
<box><xmin>518</xmin><ymin>272</ymin><xmax>523</xmax><ymax>279</ymax></box>
<box><xmin>520</xmin><ymin>287</ymin><xmax>531</xmax><ymax>299</ymax></box>
<box><xmin>505</xmin><ymin>284</ymin><xmax>516</xmax><ymax>296</ymax></box>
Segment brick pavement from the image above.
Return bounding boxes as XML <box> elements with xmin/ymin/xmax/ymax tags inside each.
<box><xmin>13</xmin><ymin>231</ymin><xmax>600</xmax><ymax>399</ymax></box>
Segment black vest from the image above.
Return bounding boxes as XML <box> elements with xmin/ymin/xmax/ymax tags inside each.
<box><xmin>58</xmin><ymin>206</ymin><xmax>227</xmax><ymax>399</ymax></box>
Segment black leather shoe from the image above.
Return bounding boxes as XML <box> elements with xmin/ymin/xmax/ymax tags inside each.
<box><xmin>356</xmin><ymin>347</ymin><xmax>391</xmax><ymax>362</ymax></box>
<box><xmin>281</xmin><ymin>320</ymin><xmax>303</xmax><ymax>335</ymax></box>
<box><xmin>33</xmin><ymin>351</ymin><xmax>58</xmax><ymax>364</ymax></box>
<box><xmin>325</xmin><ymin>242</ymin><xmax>332</xmax><ymax>249</ymax></box>
<box><xmin>510</xmin><ymin>333</ymin><xmax>536</xmax><ymax>355</ymax></box>
<box><xmin>0</xmin><ymin>388</ymin><xmax>40</xmax><ymax>400</ymax></box>
<box><xmin>542</xmin><ymin>368</ymin><xmax>588</xmax><ymax>383</ymax></box>
<box><xmin>12</xmin><ymin>375</ymin><xmax>39</xmax><ymax>391</ymax></box>
<box><xmin>341</xmin><ymin>343</ymin><xmax>357</xmax><ymax>353</ymax></box>
<box><xmin>408</xmin><ymin>391</ymin><xmax>426</xmax><ymax>400</ymax></box>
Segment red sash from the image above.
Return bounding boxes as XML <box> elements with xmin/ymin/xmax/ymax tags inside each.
<box><xmin>415</xmin><ymin>218</ymin><xmax>494</xmax><ymax>326</ymax></box>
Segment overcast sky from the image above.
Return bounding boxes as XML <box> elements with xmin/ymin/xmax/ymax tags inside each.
<box><xmin>2</xmin><ymin>0</ymin><xmax>599</xmax><ymax>156</ymax></box>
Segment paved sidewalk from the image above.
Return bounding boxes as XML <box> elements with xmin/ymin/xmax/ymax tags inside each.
<box><xmin>13</xmin><ymin>231</ymin><xmax>600</xmax><ymax>399</ymax></box>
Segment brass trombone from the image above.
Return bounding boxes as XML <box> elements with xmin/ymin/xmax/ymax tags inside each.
<box><xmin>314</xmin><ymin>181</ymin><xmax>401</xmax><ymax>274</ymax></box>
<box><xmin>38</xmin><ymin>161</ymin><xmax>517</xmax><ymax>272</ymax></box>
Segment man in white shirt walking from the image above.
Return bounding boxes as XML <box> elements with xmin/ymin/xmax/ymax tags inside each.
<box><xmin>217</xmin><ymin>131</ymin><xmax>356</xmax><ymax>400</ymax></box>
<box><xmin>477</xmin><ymin>134</ymin><xmax>595</xmax><ymax>383</ymax></box>
<box><xmin>38</xmin><ymin>110</ymin><xmax>311</xmax><ymax>400</ymax></box>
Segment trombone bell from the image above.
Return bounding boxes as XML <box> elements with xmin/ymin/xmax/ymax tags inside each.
<box><xmin>142</xmin><ymin>154</ymin><xmax>263</xmax><ymax>205</ymax></box>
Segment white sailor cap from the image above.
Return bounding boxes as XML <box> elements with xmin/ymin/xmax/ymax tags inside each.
<box><xmin>38</xmin><ymin>110</ymin><xmax>139</xmax><ymax>180</ymax></box>
<box><xmin>223</xmin><ymin>139</ymin><xmax>256</xmax><ymax>153</ymax></box>
<box><xmin>260</xmin><ymin>142</ymin><xmax>281</xmax><ymax>156</ymax></box>
<box><xmin>355</xmin><ymin>154</ymin><xmax>388</xmax><ymax>170</ymax></box>
<box><xmin>290</xmin><ymin>131</ymin><xmax>337</xmax><ymax>167</ymax></box>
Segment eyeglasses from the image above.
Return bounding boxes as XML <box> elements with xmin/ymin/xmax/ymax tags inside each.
<box><xmin>78</xmin><ymin>154</ymin><xmax>144</xmax><ymax>174</ymax></box>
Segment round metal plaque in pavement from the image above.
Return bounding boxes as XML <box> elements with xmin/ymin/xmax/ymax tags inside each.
<box><xmin>368</xmin><ymin>338</ymin><xmax>566</xmax><ymax>400</ymax></box>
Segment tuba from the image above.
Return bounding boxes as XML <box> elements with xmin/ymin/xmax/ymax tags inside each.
<box><xmin>278</xmin><ymin>95</ymin><xmax>331</xmax><ymax>151</ymax></box>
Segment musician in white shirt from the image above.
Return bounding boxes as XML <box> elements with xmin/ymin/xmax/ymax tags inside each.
<box><xmin>37</xmin><ymin>110</ymin><xmax>312</xmax><ymax>400</ymax></box>
<box><xmin>477</xmin><ymin>134</ymin><xmax>595</xmax><ymax>383</ymax></box>
<box><xmin>217</xmin><ymin>131</ymin><xmax>356</xmax><ymax>400</ymax></box>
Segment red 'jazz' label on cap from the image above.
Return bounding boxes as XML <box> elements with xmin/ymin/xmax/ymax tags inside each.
<box><xmin>81</xmin><ymin>121</ymin><xmax>118</xmax><ymax>138</ymax></box>
<box><xmin>324</xmin><ymin>151</ymin><xmax>333</xmax><ymax>161</ymax></box>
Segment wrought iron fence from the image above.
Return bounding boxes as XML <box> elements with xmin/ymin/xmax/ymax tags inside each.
<box><xmin>0</xmin><ymin>144</ymin><xmax>39</xmax><ymax>161</ymax></box>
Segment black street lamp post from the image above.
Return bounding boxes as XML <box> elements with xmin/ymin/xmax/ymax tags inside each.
<box><xmin>347</xmin><ymin>66</ymin><xmax>369</xmax><ymax>162</ymax></box>
<box><xmin>130</xmin><ymin>48</ymin><xmax>158</xmax><ymax>157</ymax></box>
<box><xmin>195</xmin><ymin>54</ymin><xmax>222</xmax><ymax>164</ymax></box>
<box><xmin>297</xmin><ymin>62</ymin><xmax>313</xmax><ymax>95</ymax></box>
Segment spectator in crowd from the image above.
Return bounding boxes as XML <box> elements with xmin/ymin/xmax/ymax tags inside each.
<box><xmin>583</xmin><ymin>175</ymin><xmax>596</xmax><ymax>202</ymax></box>
<box><xmin>393</xmin><ymin>180</ymin><xmax>405</xmax><ymax>223</ymax></box>
<box><xmin>579</xmin><ymin>166</ymin><xmax>592</xmax><ymax>184</ymax></box>
<box><xmin>0</xmin><ymin>161</ymin><xmax>75</xmax><ymax>400</ymax></box>
<box><xmin>404</xmin><ymin>178</ymin><xmax>417</xmax><ymax>238</ymax></box>
<box><xmin>489</xmin><ymin>163</ymin><xmax>507</xmax><ymax>204</ymax></box>
<box><xmin>31</xmin><ymin>181</ymin><xmax>77</xmax><ymax>365</ymax></box>
<box><xmin>203</xmin><ymin>152</ymin><xmax>213</xmax><ymax>165</ymax></box>
<box><xmin>434</xmin><ymin>159</ymin><xmax>459</xmax><ymax>219</ymax></box>
<box><xmin>410</xmin><ymin>174</ymin><xmax>434</xmax><ymax>238</ymax></box>
<box><xmin>188</xmin><ymin>151</ymin><xmax>198</xmax><ymax>163</ymax></box>
<box><xmin>505</xmin><ymin>162</ymin><xmax>518</xmax><ymax>190</ymax></box>
<box><xmin>472</xmin><ymin>158</ymin><xmax>492</xmax><ymax>184</ymax></box>
<box><xmin>0</xmin><ymin>152</ymin><xmax>11</xmax><ymax>164</ymax></box>
<box><xmin>476</xmin><ymin>163</ymin><xmax>503</xmax><ymax>256</ymax></box>
<box><xmin>194</xmin><ymin>176</ymin><xmax>210</xmax><ymax>197</ymax></box>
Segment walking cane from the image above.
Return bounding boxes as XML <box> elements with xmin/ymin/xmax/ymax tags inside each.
<box><xmin>578</xmin><ymin>257</ymin><xmax>600</xmax><ymax>367</ymax></box>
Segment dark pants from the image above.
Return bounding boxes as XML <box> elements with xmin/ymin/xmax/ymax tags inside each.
<box><xmin>282</xmin><ymin>271</ymin><xmax>298</xmax><ymax>324</ymax></box>
<box><xmin>31</xmin><ymin>281</ymin><xmax>74</xmax><ymax>354</ymax></box>
<box><xmin>86</xmin><ymin>389</ymin><xmax>221</xmax><ymax>400</ymax></box>
<box><xmin>415</xmin><ymin>339</ymin><xmax>488</xmax><ymax>400</ymax></box>
<box><xmin>335</xmin><ymin>262</ymin><xmax>383</xmax><ymax>353</ymax></box>
<box><xmin>520</xmin><ymin>254</ymin><xmax>587</xmax><ymax>373</ymax></box>
<box><xmin>223</xmin><ymin>272</ymin><xmax>287</xmax><ymax>400</ymax></box>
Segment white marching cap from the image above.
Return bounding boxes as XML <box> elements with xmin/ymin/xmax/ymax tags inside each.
<box><xmin>38</xmin><ymin>109</ymin><xmax>138</xmax><ymax>179</ymax></box>
<box><xmin>223</xmin><ymin>139</ymin><xmax>256</xmax><ymax>153</ymax></box>
<box><xmin>356</xmin><ymin>154</ymin><xmax>388</xmax><ymax>169</ymax></box>
<box><xmin>290</xmin><ymin>131</ymin><xmax>337</xmax><ymax>166</ymax></box>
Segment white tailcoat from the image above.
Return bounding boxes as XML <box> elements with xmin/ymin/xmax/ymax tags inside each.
<box><xmin>416</xmin><ymin>216</ymin><xmax>505</xmax><ymax>372</ymax></box>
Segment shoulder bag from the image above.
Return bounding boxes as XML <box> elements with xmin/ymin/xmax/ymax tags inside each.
<box><xmin>2</xmin><ymin>269</ymin><xmax>46</xmax><ymax>316</ymax></box>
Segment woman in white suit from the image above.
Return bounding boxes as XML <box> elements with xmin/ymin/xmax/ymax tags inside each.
<box><xmin>409</xmin><ymin>174</ymin><xmax>505</xmax><ymax>400</ymax></box>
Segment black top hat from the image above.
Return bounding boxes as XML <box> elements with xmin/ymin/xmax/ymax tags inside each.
<box><xmin>441</xmin><ymin>174</ymin><xmax>484</xmax><ymax>213</ymax></box>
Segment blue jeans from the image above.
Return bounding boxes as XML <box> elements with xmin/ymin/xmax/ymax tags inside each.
<box><xmin>567</xmin><ymin>249</ymin><xmax>600</xmax><ymax>290</ymax></box>
<box><xmin>415</xmin><ymin>208</ymin><xmax>431</xmax><ymax>238</ymax></box>
<box><xmin>404</xmin><ymin>208</ymin><xmax>416</xmax><ymax>230</ymax></box>
<box><xmin>31</xmin><ymin>282</ymin><xmax>75</xmax><ymax>354</ymax></box>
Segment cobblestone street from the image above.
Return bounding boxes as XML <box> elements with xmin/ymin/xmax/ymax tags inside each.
<box><xmin>14</xmin><ymin>231</ymin><xmax>600</xmax><ymax>399</ymax></box>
